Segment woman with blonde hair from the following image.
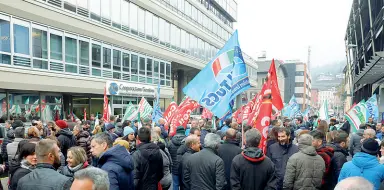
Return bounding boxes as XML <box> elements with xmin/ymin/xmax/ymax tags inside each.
<box><xmin>317</xmin><ymin>120</ymin><xmax>329</xmax><ymax>144</ymax></box>
<box><xmin>59</xmin><ymin>146</ymin><xmax>90</xmax><ymax>179</ymax></box>
<box><xmin>27</xmin><ymin>126</ymin><xmax>40</xmax><ymax>141</ymax></box>
<box><xmin>92</xmin><ymin>124</ymin><xmax>103</xmax><ymax>135</ymax></box>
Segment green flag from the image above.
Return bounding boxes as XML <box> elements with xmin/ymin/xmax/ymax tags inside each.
<box><xmin>122</xmin><ymin>102</ymin><xmax>138</xmax><ymax>121</ymax></box>
<box><xmin>138</xmin><ymin>97</ymin><xmax>153</xmax><ymax>119</ymax></box>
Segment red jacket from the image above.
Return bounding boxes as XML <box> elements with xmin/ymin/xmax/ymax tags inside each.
<box><xmin>316</xmin><ymin>145</ymin><xmax>334</xmax><ymax>188</ymax></box>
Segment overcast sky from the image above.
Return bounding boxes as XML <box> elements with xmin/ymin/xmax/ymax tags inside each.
<box><xmin>234</xmin><ymin>0</ymin><xmax>353</xmax><ymax>68</ymax></box>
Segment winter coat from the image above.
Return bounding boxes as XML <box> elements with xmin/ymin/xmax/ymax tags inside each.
<box><xmin>7</xmin><ymin>138</ymin><xmax>24</xmax><ymax>163</ymax></box>
<box><xmin>349</xmin><ymin>129</ymin><xmax>364</xmax><ymax>156</ymax></box>
<box><xmin>183</xmin><ymin>147</ymin><xmax>226</xmax><ymax>190</ymax></box>
<box><xmin>76</xmin><ymin>130</ymin><xmax>92</xmax><ymax>163</ymax></box>
<box><xmin>315</xmin><ymin>145</ymin><xmax>334</xmax><ymax>190</ymax></box>
<box><xmin>97</xmin><ymin>145</ymin><xmax>134</xmax><ymax>190</ymax></box>
<box><xmin>339</xmin><ymin>152</ymin><xmax>384</xmax><ymax>190</ymax></box>
<box><xmin>231</xmin><ymin>147</ymin><xmax>277</xmax><ymax>190</ymax></box>
<box><xmin>2</xmin><ymin>130</ymin><xmax>14</xmax><ymax>169</ymax></box>
<box><xmin>168</xmin><ymin>134</ymin><xmax>186</xmax><ymax>175</ymax></box>
<box><xmin>132</xmin><ymin>142</ymin><xmax>164</xmax><ymax>190</ymax></box>
<box><xmin>180</xmin><ymin>148</ymin><xmax>197</xmax><ymax>190</ymax></box>
<box><xmin>327</xmin><ymin>143</ymin><xmax>348</xmax><ymax>190</ymax></box>
<box><xmin>159</xmin><ymin>146</ymin><xmax>172</xmax><ymax>189</ymax></box>
<box><xmin>200</xmin><ymin>129</ymin><xmax>209</xmax><ymax>147</ymax></box>
<box><xmin>57</xmin><ymin>128</ymin><xmax>77</xmax><ymax>160</ymax></box>
<box><xmin>159</xmin><ymin>124</ymin><xmax>168</xmax><ymax>139</ymax></box>
<box><xmin>16</xmin><ymin>163</ymin><xmax>72</xmax><ymax>190</ymax></box>
<box><xmin>217</xmin><ymin>140</ymin><xmax>242</xmax><ymax>190</ymax></box>
<box><xmin>9</xmin><ymin>158</ymin><xmax>30</xmax><ymax>190</ymax></box>
<box><xmin>59</xmin><ymin>161</ymin><xmax>90</xmax><ymax>179</ymax></box>
<box><xmin>267</xmin><ymin>142</ymin><xmax>299</xmax><ymax>190</ymax></box>
<box><xmin>283</xmin><ymin>145</ymin><xmax>325</xmax><ymax>190</ymax></box>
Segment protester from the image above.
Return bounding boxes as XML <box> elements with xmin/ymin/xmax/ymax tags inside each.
<box><xmin>90</xmin><ymin>133</ymin><xmax>134</xmax><ymax>190</ymax></box>
<box><xmin>105</xmin><ymin>123</ymin><xmax>118</xmax><ymax>142</ymax></box>
<box><xmin>74</xmin><ymin>125</ymin><xmax>92</xmax><ymax>164</ymax></box>
<box><xmin>335</xmin><ymin>177</ymin><xmax>374</xmax><ymax>190</ymax></box>
<box><xmin>154</xmin><ymin>126</ymin><xmax>166</xmax><ymax>145</ymax></box>
<box><xmin>158</xmin><ymin>118</ymin><xmax>169</xmax><ymax>139</ymax></box>
<box><xmin>218</xmin><ymin>128</ymin><xmax>242</xmax><ymax>190</ymax></box>
<box><xmin>66</xmin><ymin>115</ymin><xmax>76</xmax><ymax>131</ymax></box>
<box><xmin>122</xmin><ymin>126</ymin><xmax>136</xmax><ymax>153</ymax></box>
<box><xmin>349</xmin><ymin>124</ymin><xmax>365</xmax><ymax>157</ymax></box>
<box><xmin>180</xmin><ymin>135</ymin><xmax>201</xmax><ymax>190</ymax></box>
<box><xmin>115</xmin><ymin>120</ymin><xmax>124</xmax><ymax>137</ymax></box>
<box><xmin>267</xmin><ymin>126</ymin><xmax>279</xmax><ymax>149</ymax></box>
<box><xmin>9</xmin><ymin>142</ymin><xmax>36</xmax><ymax>190</ymax></box>
<box><xmin>92</xmin><ymin>124</ymin><xmax>103</xmax><ymax>135</ymax></box>
<box><xmin>70</xmin><ymin>167</ymin><xmax>109</xmax><ymax>190</ymax></box>
<box><xmin>230</xmin><ymin>128</ymin><xmax>276</xmax><ymax>190</ymax></box>
<box><xmin>2</xmin><ymin>127</ymin><xmax>14</xmax><ymax>170</ymax></box>
<box><xmin>56</xmin><ymin>120</ymin><xmax>77</xmax><ymax>160</ymax></box>
<box><xmin>367</xmin><ymin>117</ymin><xmax>377</xmax><ymax>127</ymax></box>
<box><xmin>132</xmin><ymin>127</ymin><xmax>163</xmax><ymax>190</ymax></box>
<box><xmin>113</xmin><ymin>139</ymin><xmax>130</xmax><ymax>150</ymax></box>
<box><xmin>183</xmin><ymin>133</ymin><xmax>226</xmax><ymax>190</ymax></box>
<box><xmin>59</xmin><ymin>146</ymin><xmax>90</xmax><ymax>179</ymax></box>
<box><xmin>328</xmin><ymin>130</ymin><xmax>349</xmax><ymax>189</ymax></box>
<box><xmin>338</xmin><ymin>138</ymin><xmax>384</xmax><ymax>190</ymax></box>
<box><xmin>283</xmin><ymin>134</ymin><xmax>325</xmax><ymax>190</ymax></box>
<box><xmin>363</xmin><ymin>129</ymin><xmax>381</xmax><ymax>144</ymax></box>
<box><xmin>152</xmin><ymin>131</ymin><xmax>172</xmax><ymax>190</ymax></box>
<box><xmin>376</xmin><ymin>123</ymin><xmax>382</xmax><ymax>140</ymax></box>
<box><xmin>220</xmin><ymin>119</ymin><xmax>232</xmax><ymax>133</ymax></box>
<box><xmin>46</xmin><ymin>136</ymin><xmax>66</xmax><ymax>170</ymax></box>
<box><xmin>168</xmin><ymin>126</ymin><xmax>186</xmax><ymax>190</ymax></box>
<box><xmin>7</xmin><ymin>127</ymin><xmax>25</xmax><ymax>163</ymax></box>
<box><xmin>27</xmin><ymin>126</ymin><xmax>40</xmax><ymax>141</ymax></box>
<box><xmin>47</xmin><ymin>121</ymin><xmax>59</xmax><ymax>137</ymax></box>
<box><xmin>17</xmin><ymin>139</ymin><xmax>72</xmax><ymax>190</ymax></box>
<box><xmin>267</xmin><ymin>127</ymin><xmax>299</xmax><ymax>190</ymax></box>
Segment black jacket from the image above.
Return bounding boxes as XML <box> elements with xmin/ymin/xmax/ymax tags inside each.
<box><xmin>266</xmin><ymin>142</ymin><xmax>298</xmax><ymax>190</ymax></box>
<box><xmin>76</xmin><ymin>130</ymin><xmax>92</xmax><ymax>163</ymax></box>
<box><xmin>180</xmin><ymin>148</ymin><xmax>197</xmax><ymax>190</ymax></box>
<box><xmin>57</xmin><ymin>128</ymin><xmax>77</xmax><ymax>160</ymax></box>
<box><xmin>132</xmin><ymin>142</ymin><xmax>164</xmax><ymax>190</ymax></box>
<box><xmin>184</xmin><ymin>147</ymin><xmax>226</xmax><ymax>190</ymax></box>
<box><xmin>16</xmin><ymin>163</ymin><xmax>72</xmax><ymax>190</ymax></box>
<box><xmin>9</xmin><ymin>159</ymin><xmax>34</xmax><ymax>190</ymax></box>
<box><xmin>168</xmin><ymin>134</ymin><xmax>186</xmax><ymax>175</ymax></box>
<box><xmin>231</xmin><ymin>147</ymin><xmax>277</xmax><ymax>190</ymax></box>
<box><xmin>217</xmin><ymin>140</ymin><xmax>242</xmax><ymax>190</ymax></box>
<box><xmin>2</xmin><ymin>130</ymin><xmax>14</xmax><ymax>169</ymax></box>
<box><xmin>327</xmin><ymin>143</ymin><xmax>348</xmax><ymax>189</ymax></box>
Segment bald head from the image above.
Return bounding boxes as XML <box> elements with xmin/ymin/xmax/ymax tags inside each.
<box><xmin>335</xmin><ymin>177</ymin><xmax>374</xmax><ymax>190</ymax></box>
<box><xmin>226</xmin><ymin>128</ymin><xmax>237</xmax><ymax>140</ymax></box>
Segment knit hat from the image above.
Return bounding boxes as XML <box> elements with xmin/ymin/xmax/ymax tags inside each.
<box><xmin>113</xmin><ymin>140</ymin><xmax>130</xmax><ymax>150</ymax></box>
<box><xmin>361</xmin><ymin>138</ymin><xmax>379</xmax><ymax>155</ymax></box>
<box><xmin>176</xmin><ymin>126</ymin><xmax>185</xmax><ymax>135</ymax></box>
<box><xmin>12</xmin><ymin>120</ymin><xmax>24</xmax><ymax>129</ymax></box>
<box><xmin>123</xmin><ymin>127</ymin><xmax>135</xmax><ymax>137</ymax></box>
<box><xmin>55</xmin><ymin>120</ymin><xmax>68</xmax><ymax>129</ymax></box>
<box><xmin>105</xmin><ymin>123</ymin><xmax>115</xmax><ymax>131</ymax></box>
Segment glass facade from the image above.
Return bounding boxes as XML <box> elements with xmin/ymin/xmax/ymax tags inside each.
<box><xmin>37</xmin><ymin>0</ymin><xmax>221</xmax><ymax>62</ymax></box>
<box><xmin>0</xmin><ymin>13</ymin><xmax>172</xmax><ymax>87</ymax></box>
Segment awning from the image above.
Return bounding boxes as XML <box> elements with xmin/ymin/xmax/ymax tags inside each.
<box><xmin>355</xmin><ymin>51</ymin><xmax>384</xmax><ymax>84</ymax></box>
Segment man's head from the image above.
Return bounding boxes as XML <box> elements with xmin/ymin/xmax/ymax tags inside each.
<box><xmin>56</xmin><ymin>120</ymin><xmax>68</xmax><ymax>130</ymax></box>
<box><xmin>368</xmin><ymin>117</ymin><xmax>373</xmax><ymax>123</ymax></box>
<box><xmin>158</xmin><ymin>118</ymin><xmax>165</xmax><ymax>125</ymax></box>
<box><xmin>376</xmin><ymin>123</ymin><xmax>382</xmax><ymax>132</ymax></box>
<box><xmin>153</xmin><ymin>127</ymin><xmax>161</xmax><ymax>137</ymax></box>
<box><xmin>185</xmin><ymin>135</ymin><xmax>201</xmax><ymax>152</ymax></box>
<box><xmin>283</xmin><ymin>118</ymin><xmax>291</xmax><ymax>127</ymax></box>
<box><xmin>198</xmin><ymin>119</ymin><xmax>206</xmax><ymax>129</ymax></box>
<box><xmin>361</xmin><ymin>138</ymin><xmax>380</xmax><ymax>156</ymax></box>
<box><xmin>295</xmin><ymin>117</ymin><xmax>303</xmax><ymax>125</ymax></box>
<box><xmin>244</xmin><ymin>128</ymin><xmax>261</xmax><ymax>147</ymax></box>
<box><xmin>90</xmin><ymin>133</ymin><xmax>113</xmax><ymax>158</ymax></box>
<box><xmin>333</xmin><ymin>130</ymin><xmax>350</xmax><ymax>149</ymax></box>
<box><xmin>363</xmin><ymin>129</ymin><xmax>376</xmax><ymax>140</ymax></box>
<box><xmin>225</xmin><ymin>118</ymin><xmax>232</xmax><ymax>126</ymax></box>
<box><xmin>191</xmin><ymin>119</ymin><xmax>198</xmax><ymax>128</ymax></box>
<box><xmin>204</xmin><ymin>133</ymin><xmax>221</xmax><ymax>150</ymax></box>
<box><xmin>230</xmin><ymin>122</ymin><xmax>239</xmax><ymax>130</ymax></box>
<box><xmin>71</xmin><ymin>167</ymin><xmax>110</xmax><ymax>190</ymax></box>
<box><xmin>5</xmin><ymin>120</ymin><xmax>11</xmax><ymax>129</ymax></box>
<box><xmin>109</xmin><ymin>115</ymin><xmax>116</xmax><ymax>123</ymax></box>
<box><xmin>134</xmin><ymin>120</ymin><xmax>138</xmax><ymax>127</ymax></box>
<box><xmin>138</xmin><ymin>126</ymin><xmax>151</xmax><ymax>143</ymax></box>
<box><xmin>189</xmin><ymin>127</ymin><xmax>201</xmax><ymax>137</ymax></box>
<box><xmin>271</xmin><ymin>120</ymin><xmax>280</xmax><ymax>127</ymax></box>
<box><xmin>298</xmin><ymin>134</ymin><xmax>313</xmax><ymax>148</ymax></box>
<box><xmin>90</xmin><ymin>114</ymin><xmax>95</xmax><ymax>121</ymax></box>
<box><xmin>105</xmin><ymin>124</ymin><xmax>115</xmax><ymax>133</ymax></box>
<box><xmin>35</xmin><ymin>139</ymin><xmax>60</xmax><ymax>166</ymax></box>
<box><xmin>225</xmin><ymin>128</ymin><xmax>237</xmax><ymax>141</ymax></box>
<box><xmin>277</xmin><ymin>127</ymin><xmax>290</xmax><ymax>145</ymax></box>
<box><xmin>14</xmin><ymin>127</ymin><xmax>25</xmax><ymax>138</ymax></box>
<box><xmin>310</xmin><ymin>130</ymin><xmax>324</xmax><ymax>149</ymax></box>
<box><xmin>335</xmin><ymin>176</ymin><xmax>374</xmax><ymax>190</ymax></box>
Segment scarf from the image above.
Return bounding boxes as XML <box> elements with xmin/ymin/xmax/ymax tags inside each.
<box><xmin>68</xmin><ymin>161</ymin><xmax>88</xmax><ymax>172</ymax></box>
<box><xmin>20</xmin><ymin>159</ymin><xmax>36</xmax><ymax>171</ymax></box>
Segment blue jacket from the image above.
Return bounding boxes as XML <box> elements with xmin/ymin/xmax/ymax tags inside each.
<box><xmin>220</xmin><ymin>125</ymin><xmax>230</xmax><ymax>133</ymax></box>
<box><xmin>97</xmin><ymin>145</ymin><xmax>134</xmax><ymax>190</ymax></box>
<box><xmin>338</xmin><ymin>152</ymin><xmax>384</xmax><ymax>190</ymax></box>
<box><xmin>159</xmin><ymin>124</ymin><xmax>168</xmax><ymax>139</ymax></box>
<box><xmin>376</xmin><ymin>132</ymin><xmax>383</xmax><ymax>141</ymax></box>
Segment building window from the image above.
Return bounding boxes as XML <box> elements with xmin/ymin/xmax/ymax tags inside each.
<box><xmin>111</xmin><ymin>0</ymin><xmax>121</xmax><ymax>28</ymax></box>
<box><xmin>137</xmin><ymin>7</ymin><xmax>145</xmax><ymax>36</ymax></box>
<box><xmin>90</xmin><ymin>0</ymin><xmax>101</xmax><ymax>21</ymax></box>
<box><xmin>164</xmin><ymin>21</ymin><xmax>170</xmax><ymax>47</ymax></box>
<box><xmin>160</xmin><ymin>62</ymin><xmax>165</xmax><ymax>85</ymax></box>
<box><xmin>91</xmin><ymin>44</ymin><xmax>101</xmax><ymax>68</ymax></box>
<box><xmin>122</xmin><ymin>52</ymin><xmax>130</xmax><ymax>72</ymax></box>
<box><xmin>145</xmin><ymin>11</ymin><xmax>153</xmax><ymax>41</ymax></box>
<box><xmin>295</xmin><ymin>93</ymin><xmax>303</xmax><ymax>98</ymax></box>
<box><xmin>131</xmin><ymin>54</ymin><xmax>138</xmax><ymax>82</ymax></box>
<box><xmin>32</xmin><ymin>28</ymin><xmax>48</xmax><ymax>69</ymax></box>
<box><xmin>159</xmin><ymin>18</ymin><xmax>165</xmax><ymax>45</ymax></box>
<box><xmin>0</xmin><ymin>18</ymin><xmax>11</xmax><ymax>64</ymax></box>
<box><xmin>50</xmin><ymin>33</ymin><xmax>63</xmax><ymax>61</ymax></box>
<box><xmin>152</xmin><ymin>15</ymin><xmax>159</xmax><ymax>42</ymax></box>
<box><xmin>113</xmin><ymin>49</ymin><xmax>121</xmax><ymax>79</ymax></box>
<box><xmin>146</xmin><ymin>58</ymin><xmax>153</xmax><ymax>84</ymax></box>
<box><xmin>103</xmin><ymin>47</ymin><xmax>111</xmax><ymax>69</ymax></box>
<box><xmin>295</xmin><ymin>71</ymin><xmax>304</xmax><ymax>76</ymax></box>
<box><xmin>139</xmin><ymin>56</ymin><xmax>146</xmax><ymax>83</ymax></box>
<box><xmin>121</xmin><ymin>0</ymin><xmax>129</xmax><ymax>31</ymax></box>
<box><xmin>129</xmin><ymin>2</ymin><xmax>138</xmax><ymax>35</ymax></box>
<box><xmin>101</xmin><ymin>0</ymin><xmax>110</xmax><ymax>21</ymax></box>
<box><xmin>166</xmin><ymin>63</ymin><xmax>171</xmax><ymax>86</ymax></box>
<box><xmin>79</xmin><ymin>40</ymin><xmax>89</xmax><ymax>66</ymax></box>
<box><xmin>295</xmin><ymin>82</ymin><xmax>304</xmax><ymax>87</ymax></box>
<box><xmin>65</xmin><ymin>36</ymin><xmax>77</xmax><ymax>64</ymax></box>
<box><xmin>154</xmin><ymin>60</ymin><xmax>159</xmax><ymax>84</ymax></box>
<box><xmin>14</xmin><ymin>24</ymin><xmax>29</xmax><ymax>55</ymax></box>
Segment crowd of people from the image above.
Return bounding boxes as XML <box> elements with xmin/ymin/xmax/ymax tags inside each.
<box><xmin>0</xmin><ymin>114</ymin><xmax>382</xmax><ymax>190</ymax></box>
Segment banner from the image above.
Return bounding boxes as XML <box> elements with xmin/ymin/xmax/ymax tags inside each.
<box><xmin>103</xmin><ymin>87</ymin><xmax>110</xmax><ymax>122</ymax></box>
<box><xmin>319</xmin><ymin>99</ymin><xmax>329</xmax><ymax>120</ymax></box>
<box><xmin>138</xmin><ymin>97</ymin><xmax>153</xmax><ymax>119</ymax></box>
<box><xmin>254</xmin><ymin>87</ymin><xmax>272</xmax><ymax>154</ymax></box>
<box><xmin>248</xmin><ymin>83</ymin><xmax>267</xmax><ymax>126</ymax></box>
<box><xmin>123</xmin><ymin>102</ymin><xmax>138</xmax><ymax>121</ymax></box>
<box><xmin>169</xmin><ymin>97</ymin><xmax>199</xmax><ymax>136</ymax></box>
<box><xmin>163</xmin><ymin>101</ymin><xmax>178</xmax><ymax>131</ymax></box>
<box><xmin>202</xmin><ymin>108</ymin><xmax>213</xmax><ymax>119</ymax></box>
<box><xmin>242</xmin><ymin>95</ymin><xmax>256</xmax><ymax>122</ymax></box>
<box><xmin>345</xmin><ymin>100</ymin><xmax>367</xmax><ymax>132</ymax></box>
<box><xmin>268</xmin><ymin>59</ymin><xmax>284</xmax><ymax>111</ymax></box>
<box><xmin>366</xmin><ymin>94</ymin><xmax>379</xmax><ymax>121</ymax></box>
<box><xmin>183</xmin><ymin>30</ymin><xmax>250</xmax><ymax>118</ymax></box>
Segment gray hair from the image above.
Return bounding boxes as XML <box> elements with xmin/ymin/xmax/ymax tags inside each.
<box><xmin>364</xmin><ymin>129</ymin><xmax>376</xmax><ymax>138</ymax></box>
<box><xmin>151</xmin><ymin>131</ymin><xmax>160</xmax><ymax>144</ymax></box>
<box><xmin>245</xmin><ymin>128</ymin><xmax>261</xmax><ymax>147</ymax></box>
<box><xmin>74</xmin><ymin>167</ymin><xmax>110</xmax><ymax>190</ymax></box>
<box><xmin>334</xmin><ymin>177</ymin><xmax>374</xmax><ymax>190</ymax></box>
<box><xmin>204</xmin><ymin>133</ymin><xmax>221</xmax><ymax>149</ymax></box>
<box><xmin>92</xmin><ymin>133</ymin><xmax>113</xmax><ymax>148</ymax></box>
<box><xmin>185</xmin><ymin>135</ymin><xmax>199</xmax><ymax>148</ymax></box>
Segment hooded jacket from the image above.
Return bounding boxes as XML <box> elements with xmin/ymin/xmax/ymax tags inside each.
<box><xmin>217</xmin><ymin>139</ymin><xmax>242</xmax><ymax>190</ymax></box>
<box><xmin>2</xmin><ymin>130</ymin><xmax>14</xmax><ymax>169</ymax></box>
<box><xmin>9</xmin><ymin>158</ymin><xmax>32</xmax><ymax>190</ymax></box>
<box><xmin>168</xmin><ymin>134</ymin><xmax>186</xmax><ymax>175</ymax></box>
<box><xmin>231</xmin><ymin>147</ymin><xmax>277</xmax><ymax>190</ymax></box>
<box><xmin>315</xmin><ymin>145</ymin><xmax>334</xmax><ymax>190</ymax></box>
<box><xmin>132</xmin><ymin>142</ymin><xmax>164</xmax><ymax>190</ymax></box>
<box><xmin>327</xmin><ymin>143</ymin><xmax>348</xmax><ymax>189</ymax></box>
<box><xmin>97</xmin><ymin>145</ymin><xmax>134</xmax><ymax>190</ymax></box>
<box><xmin>57</xmin><ymin>128</ymin><xmax>77</xmax><ymax>159</ymax></box>
<box><xmin>267</xmin><ymin>142</ymin><xmax>299</xmax><ymax>189</ymax></box>
<box><xmin>283</xmin><ymin>145</ymin><xmax>325</xmax><ymax>190</ymax></box>
<box><xmin>7</xmin><ymin>138</ymin><xmax>24</xmax><ymax>163</ymax></box>
<box><xmin>76</xmin><ymin>130</ymin><xmax>92</xmax><ymax>163</ymax></box>
<box><xmin>339</xmin><ymin>152</ymin><xmax>384</xmax><ymax>190</ymax></box>
<box><xmin>158</xmin><ymin>143</ymin><xmax>172</xmax><ymax>189</ymax></box>
<box><xmin>349</xmin><ymin>129</ymin><xmax>364</xmax><ymax>156</ymax></box>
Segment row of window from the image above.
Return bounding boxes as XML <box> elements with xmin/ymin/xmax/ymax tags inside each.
<box><xmin>0</xmin><ymin>14</ymin><xmax>172</xmax><ymax>86</ymax></box>
<box><xmin>45</xmin><ymin>0</ymin><xmax>222</xmax><ymax>62</ymax></box>
<box><xmin>159</xmin><ymin>0</ymin><xmax>232</xmax><ymax>41</ymax></box>
<box><xmin>211</xmin><ymin>0</ymin><xmax>237</xmax><ymax>21</ymax></box>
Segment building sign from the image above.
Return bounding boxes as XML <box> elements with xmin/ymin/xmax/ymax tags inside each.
<box><xmin>106</xmin><ymin>81</ymin><xmax>155</xmax><ymax>97</ymax></box>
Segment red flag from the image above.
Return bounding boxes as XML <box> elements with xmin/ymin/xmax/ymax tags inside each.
<box><xmin>247</xmin><ymin>84</ymin><xmax>267</xmax><ymax>126</ymax></box>
<box><xmin>2</xmin><ymin>100</ymin><xmax>6</xmax><ymax>115</ymax></box>
<box><xmin>202</xmin><ymin>108</ymin><xmax>213</xmax><ymax>119</ymax></box>
<box><xmin>103</xmin><ymin>86</ymin><xmax>110</xmax><ymax>122</ymax></box>
<box><xmin>253</xmin><ymin>87</ymin><xmax>273</xmax><ymax>154</ymax></box>
<box><xmin>269</xmin><ymin>59</ymin><xmax>284</xmax><ymax>111</ymax></box>
<box><xmin>84</xmin><ymin>108</ymin><xmax>87</xmax><ymax>121</ymax></box>
<box><xmin>242</xmin><ymin>95</ymin><xmax>257</xmax><ymax>122</ymax></box>
<box><xmin>163</xmin><ymin>101</ymin><xmax>178</xmax><ymax>131</ymax></box>
<box><xmin>54</xmin><ymin>110</ymin><xmax>60</xmax><ymax>121</ymax></box>
<box><xmin>169</xmin><ymin>98</ymin><xmax>199</xmax><ymax>136</ymax></box>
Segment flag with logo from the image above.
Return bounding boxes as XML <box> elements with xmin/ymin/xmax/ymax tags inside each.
<box><xmin>303</xmin><ymin>106</ymin><xmax>310</xmax><ymax>122</ymax></box>
<box><xmin>103</xmin><ymin>86</ymin><xmax>110</xmax><ymax>122</ymax></box>
<box><xmin>366</xmin><ymin>94</ymin><xmax>378</xmax><ymax>122</ymax></box>
<box><xmin>268</xmin><ymin>59</ymin><xmax>284</xmax><ymax>112</ymax></box>
<box><xmin>163</xmin><ymin>101</ymin><xmax>178</xmax><ymax>131</ymax></box>
<box><xmin>254</xmin><ymin>83</ymin><xmax>272</xmax><ymax>154</ymax></box>
<box><xmin>286</xmin><ymin>95</ymin><xmax>300</xmax><ymax>119</ymax></box>
<box><xmin>123</xmin><ymin>102</ymin><xmax>138</xmax><ymax>121</ymax></box>
<box><xmin>169</xmin><ymin>97</ymin><xmax>199</xmax><ymax>136</ymax></box>
<box><xmin>247</xmin><ymin>84</ymin><xmax>267</xmax><ymax>126</ymax></box>
<box><xmin>345</xmin><ymin>100</ymin><xmax>367</xmax><ymax>132</ymax></box>
<box><xmin>319</xmin><ymin>100</ymin><xmax>329</xmax><ymax>121</ymax></box>
<box><xmin>183</xmin><ymin>30</ymin><xmax>250</xmax><ymax>118</ymax></box>
<box><xmin>242</xmin><ymin>95</ymin><xmax>256</xmax><ymax>122</ymax></box>
<box><xmin>138</xmin><ymin>97</ymin><xmax>153</xmax><ymax>119</ymax></box>
<box><xmin>152</xmin><ymin>83</ymin><xmax>163</xmax><ymax>123</ymax></box>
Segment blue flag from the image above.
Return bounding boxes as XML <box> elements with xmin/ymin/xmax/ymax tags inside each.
<box><xmin>183</xmin><ymin>30</ymin><xmax>250</xmax><ymax>118</ymax></box>
<box><xmin>366</xmin><ymin>94</ymin><xmax>379</xmax><ymax>121</ymax></box>
<box><xmin>152</xmin><ymin>82</ymin><xmax>163</xmax><ymax>124</ymax></box>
